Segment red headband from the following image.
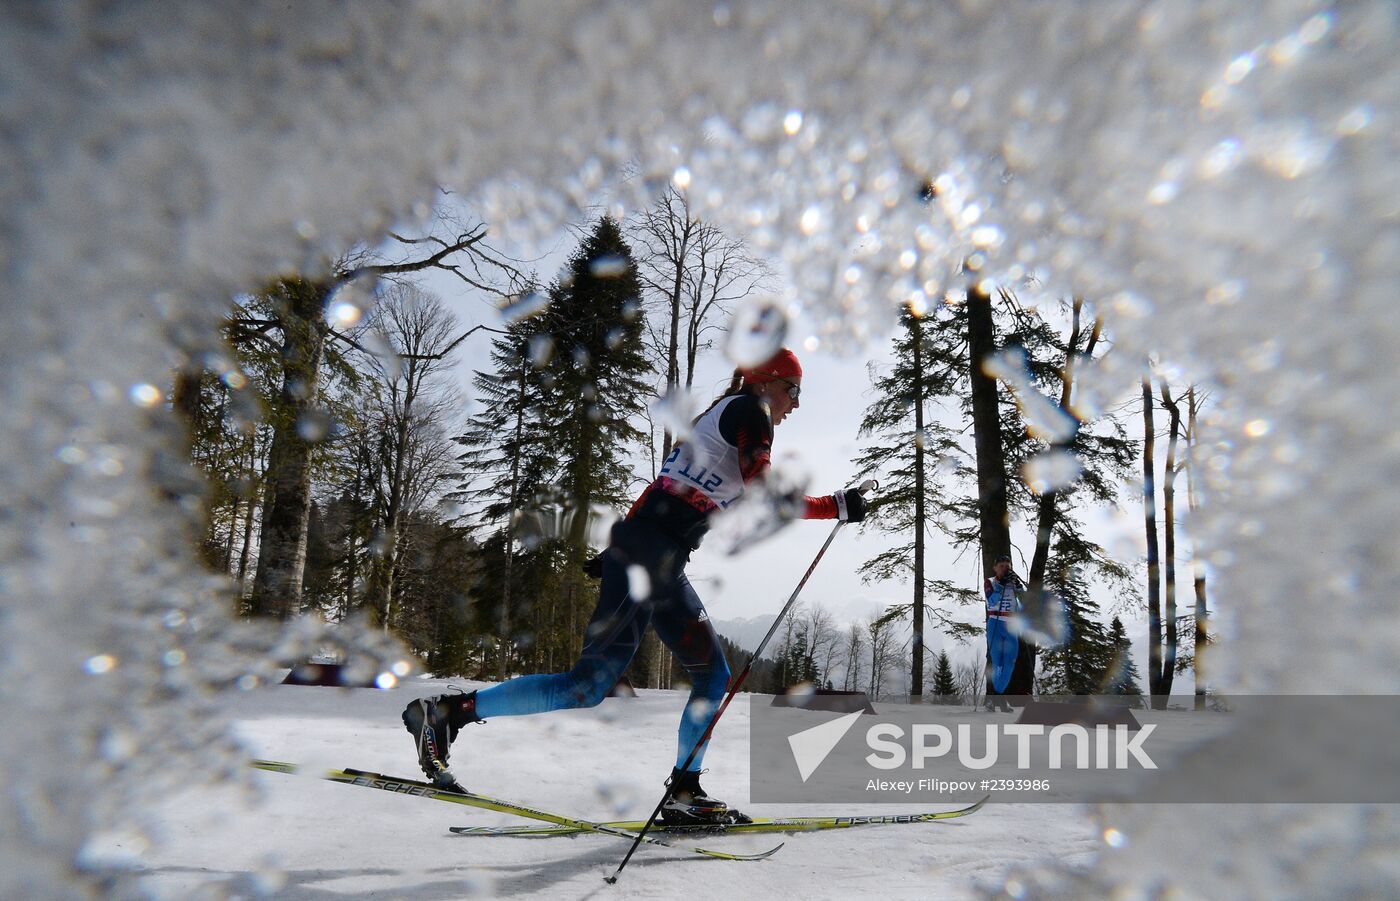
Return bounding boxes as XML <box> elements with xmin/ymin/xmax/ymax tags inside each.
<box><xmin>741</xmin><ymin>348</ymin><xmax>802</xmax><ymax>385</ymax></box>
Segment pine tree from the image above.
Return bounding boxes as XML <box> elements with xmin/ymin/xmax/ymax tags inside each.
<box><xmin>931</xmin><ymin>650</ymin><xmax>958</xmax><ymax>699</ymax></box>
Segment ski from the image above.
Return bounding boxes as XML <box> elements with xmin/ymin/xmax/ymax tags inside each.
<box><xmin>250</xmin><ymin>759</ymin><xmax>783</xmax><ymax>862</ymax></box>
<box><xmin>449</xmin><ymin>795</ymin><xmax>988</xmax><ymax>837</ymax></box>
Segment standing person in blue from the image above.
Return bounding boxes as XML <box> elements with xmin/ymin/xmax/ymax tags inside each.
<box><xmin>984</xmin><ymin>554</ymin><xmax>1024</xmax><ymax>712</ymax></box>
<box><xmin>402</xmin><ymin>347</ymin><xmax>866</xmax><ymax>825</ymax></box>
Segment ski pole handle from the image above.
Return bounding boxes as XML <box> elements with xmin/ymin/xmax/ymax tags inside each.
<box><xmin>858</xmin><ymin>479</ymin><xmax>878</xmax><ymax>496</ymax></box>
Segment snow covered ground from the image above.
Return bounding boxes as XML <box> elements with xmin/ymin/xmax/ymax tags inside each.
<box><xmin>134</xmin><ymin>679</ymin><xmax>1100</xmax><ymax>899</ymax></box>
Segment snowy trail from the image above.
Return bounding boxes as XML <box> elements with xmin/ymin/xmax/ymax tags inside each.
<box><xmin>134</xmin><ymin>679</ymin><xmax>1100</xmax><ymax>898</ymax></box>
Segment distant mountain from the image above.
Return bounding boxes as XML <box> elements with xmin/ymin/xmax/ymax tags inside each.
<box><xmin>710</xmin><ymin>614</ymin><xmax>779</xmax><ymax>654</ymax></box>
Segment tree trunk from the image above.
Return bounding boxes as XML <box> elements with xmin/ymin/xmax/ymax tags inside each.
<box><xmin>1160</xmin><ymin>384</ymin><xmax>1182</xmax><ymax>700</ymax></box>
<box><xmin>250</xmin><ymin>278</ymin><xmax>331</xmax><ymax>619</ymax></box>
<box><xmin>497</xmin><ymin>355</ymin><xmax>527</xmax><ymax>681</ymax></box>
<box><xmin>171</xmin><ymin>367</ymin><xmax>225</xmax><ymax>569</ymax></box>
<box><xmin>657</xmin><ymin>201</ymin><xmax>691</xmax><ymax>462</ymax></box>
<box><xmin>661</xmin><ymin>265</ymin><xmax>683</xmax><ymax>461</ymax></box>
<box><xmin>1141</xmin><ymin>375</ymin><xmax>1165</xmax><ymax>708</ymax></box>
<box><xmin>967</xmin><ymin>284</ymin><xmax>1015</xmax><ymax>694</ymax></box>
<box><xmin>1187</xmin><ymin>387</ymin><xmax>1210</xmax><ymax>710</ymax></box>
<box><xmin>910</xmin><ymin>312</ymin><xmax>926</xmax><ymax>697</ymax></box>
<box><xmin>367</xmin><ymin>384</ymin><xmax>413</xmax><ymax>629</ymax></box>
<box><xmin>224</xmin><ymin>495</ymin><xmax>241</xmax><ymax>572</ymax></box>
<box><xmin>235</xmin><ymin>441</ymin><xmax>258</xmax><ymax>597</ymax></box>
<box><xmin>1024</xmin><ymin>302</ymin><xmax>1100</xmax><ymax>694</ymax></box>
<box><xmin>171</xmin><ymin>368</ymin><xmax>203</xmax><ymax>435</ymax></box>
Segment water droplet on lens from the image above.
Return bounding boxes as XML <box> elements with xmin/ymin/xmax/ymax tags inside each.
<box><xmin>652</xmin><ymin>388</ymin><xmax>702</xmax><ymax>443</ymax></box>
<box><xmin>296</xmin><ymin>409</ymin><xmax>331</xmax><ymax>442</ymax></box>
<box><xmin>627</xmin><ymin>565</ymin><xmax>651</xmax><ymax>600</ymax></box>
<box><xmin>726</xmin><ymin>297</ymin><xmax>789</xmax><ymax>367</ymax></box>
<box><xmin>328</xmin><ymin>300</ymin><xmax>363</xmax><ymax>328</ymax></box>
<box><xmin>527</xmin><ymin>334</ymin><xmax>554</xmax><ymax>367</ymax></box>
<box><xmin>499</xmin><ymin>291</ymin><xmax>550</xmax><ymax>324</ymax></box>
<box><xmin>590</xmin><ymin>255</ymin><xmax>628</xmax><ymax>277</ymax></box>
<box><xmin>1022</xmin><ymin>450</ymin><xmax>1084</xmax><ymax>493</ymax></box>
<box><xmin>85</xmin><ymin>654</ymin><xmax>116</xmax><ymax>675</ymax></box>
<box><xmin>129</xmin><ymin>384</ymin><xmax>162</xmax><ymax>407</ymax></box>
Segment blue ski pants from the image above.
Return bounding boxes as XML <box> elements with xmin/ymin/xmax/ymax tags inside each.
<box><xmin>473</xmin><ymin>517</ymin><xmax>730</xmax><ymax>772</ymax></box>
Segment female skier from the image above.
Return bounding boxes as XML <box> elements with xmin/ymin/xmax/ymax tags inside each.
<box><xmin>402</xmin><ymin>347</ymin><xmax>865</xmax><ymax>825</ymax></box>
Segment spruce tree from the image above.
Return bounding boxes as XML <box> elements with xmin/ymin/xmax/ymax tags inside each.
<box><xmin>931</xmin><ymin>650</ymin><xmax>958</xmax><ymax>699</ymax></box>
<box><xmin>452</xmin><ymin>304</ymin><xmax>554</xmax><ymax>673</ymax></box>
<box><xmin>1105</xmin><ymin>615</ymin><xmax>1144</xmax><ymax>699</ymax></box>
<box><xmin>853</xmin><ymin>306</ymin><xmax>983</xmax><ymax>654</ymax></box>
<box><xmin>540</xmin><ymin>218</ymin><xmax>652</xmax><ymax>655</ymax></box>
<box><xmin>855</xmin><ymin>290</ymin><xmax>1135</xmax><ymax>695</ymax></box>
<box><xmin>1035</xmin><ymin>544</ymin><xmax>1117</xmax><ymax>695</ymax></box>
<box><xmin>541</xmin><ymin>218</ymin><xmax>652</xmax><ymax>543</ymax></box>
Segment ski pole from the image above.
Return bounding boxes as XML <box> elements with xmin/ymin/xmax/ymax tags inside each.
<box><xmin>606</xmin><ymin>480</ymin><xmax>876</xmax><ymax>885</ymax></box>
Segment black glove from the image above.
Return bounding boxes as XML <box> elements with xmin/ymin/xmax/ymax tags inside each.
<box><xmin>833</xmin><ymin>487</ymin><xmax>866</xmax><ymax>523</ymax></box>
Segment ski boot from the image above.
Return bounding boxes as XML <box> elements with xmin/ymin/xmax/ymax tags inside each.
<box><xmin>660</xmin><ymin>768</ymin><xmax>752</xmax><ymax>829</ymax></box>
<box><xmin>401</xmin><ymin>689</ymin><xmax>481</xmax><ymax>792</ymax></box>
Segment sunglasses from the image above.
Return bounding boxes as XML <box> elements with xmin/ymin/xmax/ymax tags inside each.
<box><xmin>776</xmin><ymin>378</ymin><xmax>800</xmax><ymax>401</ymax></box>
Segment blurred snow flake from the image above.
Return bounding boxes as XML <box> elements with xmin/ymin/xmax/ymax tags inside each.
<box><xmin>1198</xmin><ymin>139</ymin><xmax>1243</xmax><ymax>179</ymax></box>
